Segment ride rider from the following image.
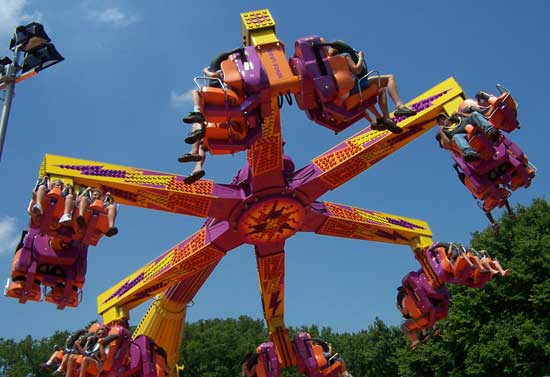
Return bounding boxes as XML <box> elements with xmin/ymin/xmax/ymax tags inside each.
<box><xmin>435</xmin><ymin>111</ymin><xmax>499</xmax><ymax>162</ymax></box>
<box><xmin>179</xmin><ymin>51</ymin><xmax>235</xmax><ymax>184</ymax></box>
<box><xmin>326</xmin><ymin>40</ymin><xmax>417</xmax><ymax>134</ymax></box>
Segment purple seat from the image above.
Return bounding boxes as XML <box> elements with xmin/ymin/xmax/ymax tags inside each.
<box><xmin>402</xmin><ymin>270</ymin><xmax>449</xmax><ymax>328</ymax></box>
<box><xmin>120</xmin><ymin>335</ymin><xmax>157</xmax><ymax>377</ymax></box>
<box><xmin>290</xmin><ymin>36</ymin><xmax>377</xmax><ymax>133</ymax></box>
<box><xmin>6</xmin><ymin>228</ymin><xmax>88</xmax><ymax>309</ymax></box>
<box><xmin>293</xmin><ymin>332</ymin><xmax>343</xmax><ymax>377</ymax></box>
<box><xmin>201</xmin><ymin>47</ymin><xmax>270</xmax><ymax>154</ymax></box>
<box><xmin>256</xmin><ymin>341</ymin><xmax>281</xmax><ymax>377</ymax></box>
<box><xmin>100</xmin><ymin>326</ymin><xmax>133</xmax><ymax>377</ymax></box>
<box><xmin>452</xmin><ymin>133</ymin><xmax>534</xmax><ymax>216</ymax></box>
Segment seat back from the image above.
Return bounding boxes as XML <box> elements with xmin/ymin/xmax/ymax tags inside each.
<box><xmin>482</xmin><ymin>187</ymin><xmax>510</xmax><ymax>212</ymax></box>
<box><xmin>485</xmin><ymin>92</ymin><xmax>519</xmax><ymax>132</ymax></box>
<box><xmin>326</xmin><ymin>55</ymin><xmax>354</xmax><ymax>104</ymax></box>
<box><xmin>293</xmin><ymin>332</ymin><xmax>323</xmax><ymax>377</ymax></box>
<box><xmin>28</xmin><ymin>188</ymin><xmax>66</xmax><ymax>234</ymax></box>
<box><xmin>45</xmin><ymin>283</ymin><xmax>79</xmax><ymax>308</ymax></box>
<box><xmin>203</xmin><ymin>121</ymin><xmax>262</xmax><ymax>155</ymax></box>
<box><xmin>425</xmin><ymin>245</ymin><xmax>455</xmax><ymax>283</ymax></box>
<box><xmin>221</xmin><ymin>59</ymin><xmax>244</xmax><ymax>97</ymax></box>
<box><xmin>255</xmin><ymin>342</ymin><xmax>280</xmax><ymax>377</ymax></box>
<box><xmin>5</xmin><ymin>253</ymin><xmax>42</xmax><ymax>303</ymax></box>
<box><xmin>72</xmin><ymin>203</ymin><xmax>109</xmax><ymax>247</ymax></box>
<box><xmin>101</xmin><ymin>326</ymin><xmax>132</xmax><ymax>374</ymax></box>
<box><xmin>204</xmin><ymin>121</ymin><xmax>247</xmax><ymax>142</ymax></box>
<box><xmin>134</xmin><ymin>335</ymin><xmax>158</xmax><ymax>377</ymax></box>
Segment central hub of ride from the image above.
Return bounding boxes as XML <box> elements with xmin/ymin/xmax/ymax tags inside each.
<box><xmin>237</xmin><ymin>196</ymin><xmax>305</xmax><ymax>244</ymax></box>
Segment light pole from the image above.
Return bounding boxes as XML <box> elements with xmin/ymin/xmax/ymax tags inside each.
<box><xmin>0</xmin><ymin>22</ymin><xmax>64</xmax><ymax>161</ymax></box>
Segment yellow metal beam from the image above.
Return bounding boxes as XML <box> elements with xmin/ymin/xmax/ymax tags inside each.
<box><xmin>97</xmin><ymin>227</ymin><xmax>225</xmax><ymax>317</ymax></box>
<box><xmin>309</xmin><ymin>77</ymin><xmax>465</xmax><ymax>192</ymax></box>
<box><xmin>37</xmin><ymin>154</ymin><xmax>242</xmax><ymax>219</ymax></box>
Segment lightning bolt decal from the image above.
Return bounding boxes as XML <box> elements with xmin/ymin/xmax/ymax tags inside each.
<box><xmin>269</xmin><ymin>290</ymin><xmax>282</xmax><ymax>317</ymax></box>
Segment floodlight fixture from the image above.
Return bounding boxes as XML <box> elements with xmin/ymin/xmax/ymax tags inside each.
<box><xmin>9</xmin><ymin>22</ymin><xmax>51</xmax><ymax>51</ymax></box>
<box><xmin>0</xmin><ymin>56</ymin><xmax>12</xmax><ymax>77</ymax></box>
<box><xmin>21</xmin><ymin>43</ymin><xmax>64</xmax><ymax>74</ymax></box>
<box><xmin>1</xmin><ymin>22</ymin><xmax>63</xmax><ymax>162</ymax></box>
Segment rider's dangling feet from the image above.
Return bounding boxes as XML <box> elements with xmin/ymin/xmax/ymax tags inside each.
<box><xmin>184</xmin><ymin>170</ymin><xmax>205</xmax><ymax>185</ymax></box>
<box><xmin>394</xmin><ymin>105</ymin><xmax>417</xmax><ymax>117</ymax></box>
<box><xmin>372</xmin><ymin>118</ymin><xmax>403</xmax><ymax>134</ymax></box>
<box><xmin>182</xmin><ymin>111</ymin><xmax>205</xmax><ymax>124</ymax></box>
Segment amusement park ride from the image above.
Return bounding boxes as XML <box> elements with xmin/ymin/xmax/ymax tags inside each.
<box><xmin>3</xmin><ymin>9</ymin><xmax>535</xmax><ymax>377</ymax></box>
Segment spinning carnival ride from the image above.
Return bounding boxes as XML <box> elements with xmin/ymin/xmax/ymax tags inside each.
<box><xmin>5</xmin><ymin>9</ymin><xmax>530</xmax><ymax>377</ymax></box>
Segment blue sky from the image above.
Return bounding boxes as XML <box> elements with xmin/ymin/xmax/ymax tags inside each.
<box><xmin>1</xmin><ymin>0</ymin><xmax>549</xmax><ymax>341</ymax></box>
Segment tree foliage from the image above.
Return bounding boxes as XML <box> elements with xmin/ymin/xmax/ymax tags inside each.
<box><xmin>396</xmin><ymin>198</ymin><xmax>550</xmax><ymax>376</ymax></box>
<box><xmin>1</xmin><ymin>199</ymin><xmax>548</xmax><ymax>376</ymax></box>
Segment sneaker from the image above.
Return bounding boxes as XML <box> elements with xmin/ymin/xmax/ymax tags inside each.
<box><xmin>177</xmin><ymin>153</ymin><xmax>203</xmax><ymax>163</ymax></box>
<box><xmin>76</xmin><ymin>215</ymin><xmax>86</xmax><ymax>228</ymax></box>
<box><xmin>486</xmin><ymin>127</ymin><xmax>500</xmax><ymax>141</ymax></box>
<box><xmin>184</xmin><ymin>129</ymin><xmax>206</xmax><ymax>145</ymax></box>
<box><xmin>105</xmin><ymin>227</ymin><xmax>118</xmax><ymax>237</ymax></box>
<box><xmin>39</xmin><ymin>363</ymin><xmax>53</xmax><ymax>371</ymax></box>
<box><xmin>182</xmin><ymin>111</ymin><xmax>205</xmax><ymax>124</ymax></box>
<box><xmin>32</xmin><ymin>203</ymin><xmax>43</xmax><ymax>215</ymax></box>
<box><xmin>394</xmin><ymin>105</ymin><xmax>417</xmax><ymax>117</ymax></box>
<box><xmin>184</xmin><ymin>170</ymin><xmax>205</xmax><ymax>185</ymax></box>
<box><xmin>463</xmin><ymin>149</ymin><xmax>481</xmax><ymax>162</ymax></box>
<box><xmin>59</xmin><ymin>214</ymin><xmax>72</xmax><ymax>225</ymax></box>
<box><xmin>371</xmin><ymin>119</ymin><xmax>385</xmax><ymax>131</ymax></box>
<box><xmin>382</xmin><ymin>118</ymin><xmax>403</xmax><ymax>134</ymax></box>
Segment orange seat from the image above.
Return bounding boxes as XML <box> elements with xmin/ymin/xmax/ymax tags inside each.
<box><xmin>311</xmin><ymin>344</ymin><xmax>343</xmax><ymax>376</ymax></box>
<box><xmin>312</xmin><ymin>344</ymin><xmax>328</xmax><ymax>369</ymax></box>
<box><xmin>89</xmin><ymin>199</ymin><xmax>107</xmax><ymax>213</ymax></box>
<box><xmin>256</xmin><ymin>360</ymin><xmax>267</xmax><ymax>377</ymax></box>
<box><xmin>84</xmin><ymin>360</ymin><xmax>101</xmax><ymax>377</ymax></box>
<box><xmin>327</xmin><ymin>55</ymin><xmax>354</xmax><ymax>104</ymax></box>
<box><xmin>72</xmin><ymin>200</ymin><xmax>109</xmax><ymax>246</ymax></box>
<box><xmin>221</xmin><ymin>59</ymin><xmax>244</xmax><ymax>96</ymax></box>
<box><xmin>485</xmin><ymin>93</ymin><xmax>518</xmax><ymax>132</ymax></box>
<box><xmin>403</xmin><ymin>314</ymin><xmax>431</xmax><ymax>332</ymax></box>
<box><xmin>510</xmin><ymin>165</ymin><xmax>531</xmax><ymax>190</ymax></box>
<box><xmin>453</xmin><ymin>255</ymin><xmax>471</xmax><ymax>276</ymax></box>
<box><xmin>471</xmin><ymin>267</ymin><xmax>491</xmax><ymax>285</ymax></box>
<box><xmin>403</xmin><ymin>295</ymin><xmax>423</xmax><ymax>319</ymax></box>
<box><xmin>6</xmin><ymin>278</ymin><xmax>41</xmax><ymax>301</ymax></box>
<box><xmin>28</xmin><ymin>191</ymin><xmax>66</xmax><ymax>232</ymax></box>
<box><xmin>462</xmin><ymin>175</ymin><xmax>487</xmax><ymax>200</ymax></box>
<box><xmin>10</xmin><ymin>248</ymin><xmax>24</xmax><ymax>277</ymax></box>
<box><xmin>200</xmin><ymin>86</ymin><xmax>245</xmax><ymax>123</ymax></box>
<box><xmin>7</xmin><ymin>249</ymin><xmax>42</xmax><ymax>301</ymax></box>
<box><xmin>343</xmin><ymin>81</ymin><xmax>379</xmax><ymax>110</ymax></box>
<box><xmin>203</xmin><ymin>121</ymin><xmax>249</xmax><ymax>155</ymax></box>
<box><xmin>52</xmin><ymin>350</ymin><xmax>65</xmax><ymax>364</ymax></box>
<box><xmin>154</xmin><ymin>353</ymin><xmax>169</xmax><ymax>377</ymax></box>
<box><xmin>101</xmin><ymin>326</ymin><xmax>133</xmax><ymax>375</ymax></box>
<box><xmin>45</xmin><ymin>284</ymin><xmax>79</xmax><ymax>307</ymax></box>
<box><xmin>201</xmin><ymin>86</ymin><xmax>242</xmax><ymax>106</ymax></box>
<box><xmin>434</xmin><ymin>247</ymin><xmax>454</xmax><ymax>274</ymax></box>
<box><xmin>482</xmin><ymin>188</ymin><xmax>510</xmax><ymax>212</ymax></box>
